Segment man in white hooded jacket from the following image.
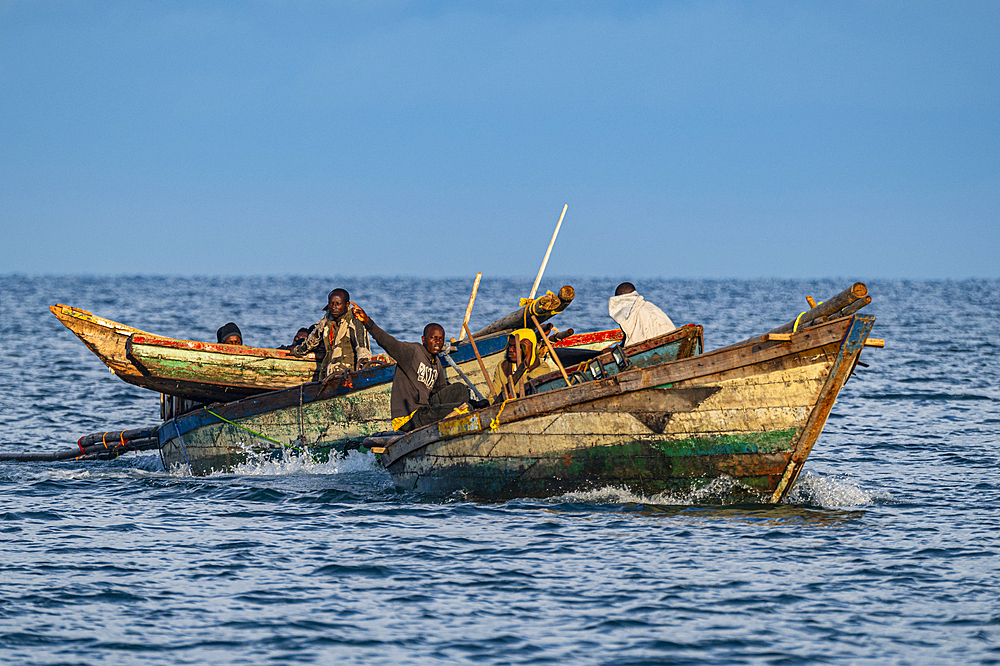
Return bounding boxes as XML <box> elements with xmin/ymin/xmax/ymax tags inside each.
<box><xmin>608</xmin><ymin>282</ymin><xmax>676</xmax><ymax>347</ymax></box>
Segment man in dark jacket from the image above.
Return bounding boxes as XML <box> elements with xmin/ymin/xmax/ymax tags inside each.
<box><xmin>351</xmin><ymin>304</ymin><xmax>474</xmax><ymax>432</ymax></box>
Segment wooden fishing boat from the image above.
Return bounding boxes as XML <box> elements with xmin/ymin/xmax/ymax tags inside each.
<box><xmin>55</xmin><ymin>286</ymin><xmax>710</xmax><ymax>476</ymax></box>
<box><xmin>50</xmin><ymin>304</ymin><xmax>329</xmax><ymax>404</ymax></box>
<box><xmin>375</xmin><ymin>284</ymin><xmax>881</xmax><ymax>503</ymax></box>
<box><xmin>50</xmin><ymin>287</ymin><xmax>587</xmax><ymax>405</ymax></box>
<box><xmin>154</xmin><ymin>327</ymin><xmax>645</xmax><ymax>475</ymax></box>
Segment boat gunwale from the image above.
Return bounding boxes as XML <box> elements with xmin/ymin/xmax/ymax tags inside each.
<box><xmin>380</xmin><ymin>314</ymin><xmax>873</xmax><ymax>468</ymax></box>
<box><xmin>128</xmin><ymin>323</ymin><xmax>614</xmax><ymax>361</ymax></box>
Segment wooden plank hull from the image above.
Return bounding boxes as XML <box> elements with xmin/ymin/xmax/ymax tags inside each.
<box><xmin>129</xmin><ymin>334</ymin><xmax>327</xmax><ymax>402</ymax></box>
<box><xmin>53</xmin><ymin>302</ymin><xmax>622</xmax><ymax>404</ymax></box>
<box><xmin>155</xmin><ymin>329</ymin><xmax>632</xmax><ymax>475</ymax></box>
<box><xmin>158</xmin><ymin>368</ymin><xmax>395</xmax><ymax>475</ymax></box>
<box><xmin>49</xmin><ymin>304</ymin><xmax>146</xmax><ymax>380</ymax></box>
<box><xmin>381</xmin><ymin>315</ymin><xmax>875</xmax><ymax>502</ymax></box>
<box><xmin>50</xmin><ymin>303</ymin><xmax>326</xmax><ymax>403</ymax></box>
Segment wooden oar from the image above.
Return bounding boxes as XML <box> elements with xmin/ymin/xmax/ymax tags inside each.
<box><xmin>463</xmin><ymin>322</ymin><xmax>497</xmax><ymax>398</ymax></box>
<box><xmin>456</xmin><ymin>272</ymin><xmax>482</xmax><ymax>343</ymax></box>
<box><xmin>531</xmin><ymin>314</ymin><xmax>573</xmax><ymax>387</ymax></box>
<box><xmin>528</xmin><ymin>204</ymin><xmax>567</xmax><ymax>300</ymax></box>
<box><xmin>440</xmin><ymin>352</ymin><xmax>485</xmax><ymax>402</ymax></box>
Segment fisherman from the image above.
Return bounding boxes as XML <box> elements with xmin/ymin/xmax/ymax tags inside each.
<box><xmin>608</xmin><ymin>282</ymin><xmax>676</xmax><ymax>347</ymax></box>
<box><xmin>489</xmin><ymin>328</ymin><xmax>557</xmax><ymax>401</ymax></box>
<box><xmin>350</xmin><ymin>304</ymin><xmax>485</xmax><ymax>432</ymax></box>
<box><xmin>291</xmin><ymin>288</ymin><xmax>372</xmax><ymax>379</ymax></box>
<box><xmin>278</xmin><ymin>327</ymin><xmax>310</xmax><ymax>351</ymax></box>
<box><xmin>216</xmin><ymin>322</ymin><xmax>243</xmax><ymax>346</ymax></box>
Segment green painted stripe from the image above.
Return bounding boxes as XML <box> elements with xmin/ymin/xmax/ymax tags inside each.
<box><xmin>647</xmin><ymin>428</ymin><xmax>798</xmax><ymax>457</ymax></box>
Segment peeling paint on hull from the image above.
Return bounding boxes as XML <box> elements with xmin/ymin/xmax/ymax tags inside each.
<box><xmin>390</xmin><ymin>430</ymin><xmax>799</xmax><ymax>500</ymax></box>
<box><xmin>381</xmin><ymin>315</ymin><xmax>875</xmax><ymax>503</ymax></box>
<box><xmin>155</xmin><ymin>330</ymin><xmax>633</xmax><ymax>475</ymax></box>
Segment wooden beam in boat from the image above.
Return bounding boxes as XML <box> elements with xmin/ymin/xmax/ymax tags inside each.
<box><xmin>470</xmin><ymin>285</ymin><xmax>575</xmax><ymax>338</ymax></box>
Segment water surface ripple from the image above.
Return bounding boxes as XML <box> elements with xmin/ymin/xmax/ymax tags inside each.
<box><xmin>1</xmin><ymin>276</ymin><xmax>998</xmax><ymax>664</ymax></box>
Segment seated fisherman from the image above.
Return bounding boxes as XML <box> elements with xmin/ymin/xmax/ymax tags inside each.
<box><xmin>291</xmin><ymin>288</ymin><xmax>372</xmax><ymax>379</ymax></box>
<box><xmin>217</xmin><ymin>322</ymin><xmax>243</xmax><ymax>345</ymax></box>
<box><xmin>351</xmin><ymin>304</ymin><xmax>483</xmax><ymax>432</ymax></box>
<box><xmin>608</xmin><ymin>282</ymin><xmax>676</xmax><ymax>347</ymax></box>
<box><xmin>278</xmin><ymin>327</ymin><xmax>310</xmax><ymax>351</ymax></box>
<box><xmin>490</xmin><ymin>328</ymin><xmax>557</xmax><ymax>401</ymax></box>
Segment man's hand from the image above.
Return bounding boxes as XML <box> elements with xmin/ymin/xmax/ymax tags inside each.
<box><xmin>321</xmin><ymin>369</ymin><xmax>349</xmax><ymax>387</ymax></box>
<box><xmin>351</xmin><ymin>303</ymin><xmax>369</xmax><ymax>324</ymax></box>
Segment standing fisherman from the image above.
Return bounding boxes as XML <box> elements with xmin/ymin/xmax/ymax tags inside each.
<box><xmin>291</xmin><ymin>288</ymin><xmax>372</xmax><ymax>380</ymax></box>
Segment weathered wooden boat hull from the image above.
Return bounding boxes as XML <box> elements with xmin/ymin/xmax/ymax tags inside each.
<box><xmin>51</xmin><ymin>304</ymin><xmax>327</xmax><ymax>403</ymax></box>
<box><xmin>53</xmin><ymin>303</ymin><xmax>624</xmax><ymax>404</ymax></box>
<box><xmin>156</xmin><ymin>329</ymin><xmax>629</xmax><ymax>475</ymax></box>
<box><xmin>380</xmin><ymin>314</ymin><xmax>875</xmax><ymax>502</ymax></box>
<box><xmin>50</xmin><ymin>304</ymin><xmax>147</xmax><ymax>379</ymax></box>
<box><xmin>158</xmin><ymin>366</ymin><xmax>395</xmax><ymax>475</ymax></box>
<box><xmin>128</xmin><ymin>334</ymin><xmax>330</xmax><ymax>402</ymax></box>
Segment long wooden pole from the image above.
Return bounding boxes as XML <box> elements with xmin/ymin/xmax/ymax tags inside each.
<box><xmin>456</xmin><ymin>272</ymin><xmax>482</xmax><ymax>343</ymax></box>
<box><xmin>531</xmin><ymin>314</ymin><xmax>572</xmax><ymax>387</ymax></box>
<box><xmin>441</xmin><ymin>353</ymin><xmax>485</xmax><ymax>402</ymax></box>
<box><xmin>514</xmin><ymin>336</ymin><xmax>525</xmax><ymax>398</ymax></box>
<box><xmin>528</xmin><ymin>204</ymin><xmax>567</xmax><ymax>300</ymax></box>
<box><xmin>463</xmin><ymin>322</ymin><xmax>497</xmax><ymax>398</ymax></box>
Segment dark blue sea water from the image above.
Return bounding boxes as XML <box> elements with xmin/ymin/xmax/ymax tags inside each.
<box><xmin>2</xmin><ymin>276</ymin><xmax>999</xmax><ymax>665</ymax></box>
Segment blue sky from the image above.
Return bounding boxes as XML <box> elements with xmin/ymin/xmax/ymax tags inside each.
<box><xmin>2</xmin><ymin>1</ymin><xmax>997</xmax><ymax>279</ymax></box>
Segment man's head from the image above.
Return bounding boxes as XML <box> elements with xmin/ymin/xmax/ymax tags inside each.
<box><xmin>325</xmin><ymin>288</ymin><xmax>350</xmax><ymax>319</ymax></box>
<box><xmin>505</xmin><ymin>329</ymin><xmax>537</xmax><ymax>365</ymax></box>
<box><xmin>422</xmin><ymin>323</ymin><xmax>446</xmax><ymax>355</ymax></box>
<box><xmin>615</xmin><ymin>282</ymin><xmax>636</xmax><ymax>296</ymax></box>
<box><xmin>293</xmin><ymin>327</ymin><xmax>309</xmax><ymax>346</ymax></box>
<box><xmin>217</xmin><ymin>322</ymin><xmax>243</xmax><ymax>345</ymax></box>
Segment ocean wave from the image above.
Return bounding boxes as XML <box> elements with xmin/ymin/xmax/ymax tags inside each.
<box><xmin>226</xmin><ymin>448</ymin><xmax>384</xmax><ymax>477</ymax></box>
<box><xmin>786</xmin><ymin>470</ymin><xmax>893</xmax><ymax>507</ymax></box>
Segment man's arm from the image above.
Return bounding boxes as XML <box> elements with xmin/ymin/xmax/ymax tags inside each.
<box><xmin>433</xmin><ymin>358</ymin><xmax>448</xmax><ymax>390</ymax></box>
<box><xmin>352</xmin><ymin>305</ymin><xmax>410</xmax><ymax>364</ymax></box>
<box><xmin>290</xmin><ymin>318</ymin><xmax>324</xmax><ymax>357</ymax></box>
<box><xmin>350</xmin><ymin>318</ymin><xmax>373</xmax><ymax>365</ymax></box>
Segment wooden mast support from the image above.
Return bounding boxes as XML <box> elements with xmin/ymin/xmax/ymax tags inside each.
<box><xmin>470</xmin><ymin>285</ymin><xmax>575</xmax><ymax>338</ymax></box>
<box><xmin>528</xmin><ymin>204</ymin><xmax>568</xmax><ymax>300</ymax></box>
<box><xmin>456</xmin><ymin>272</ymin><xmax>482</xmax><ymax>343</ymax></box>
